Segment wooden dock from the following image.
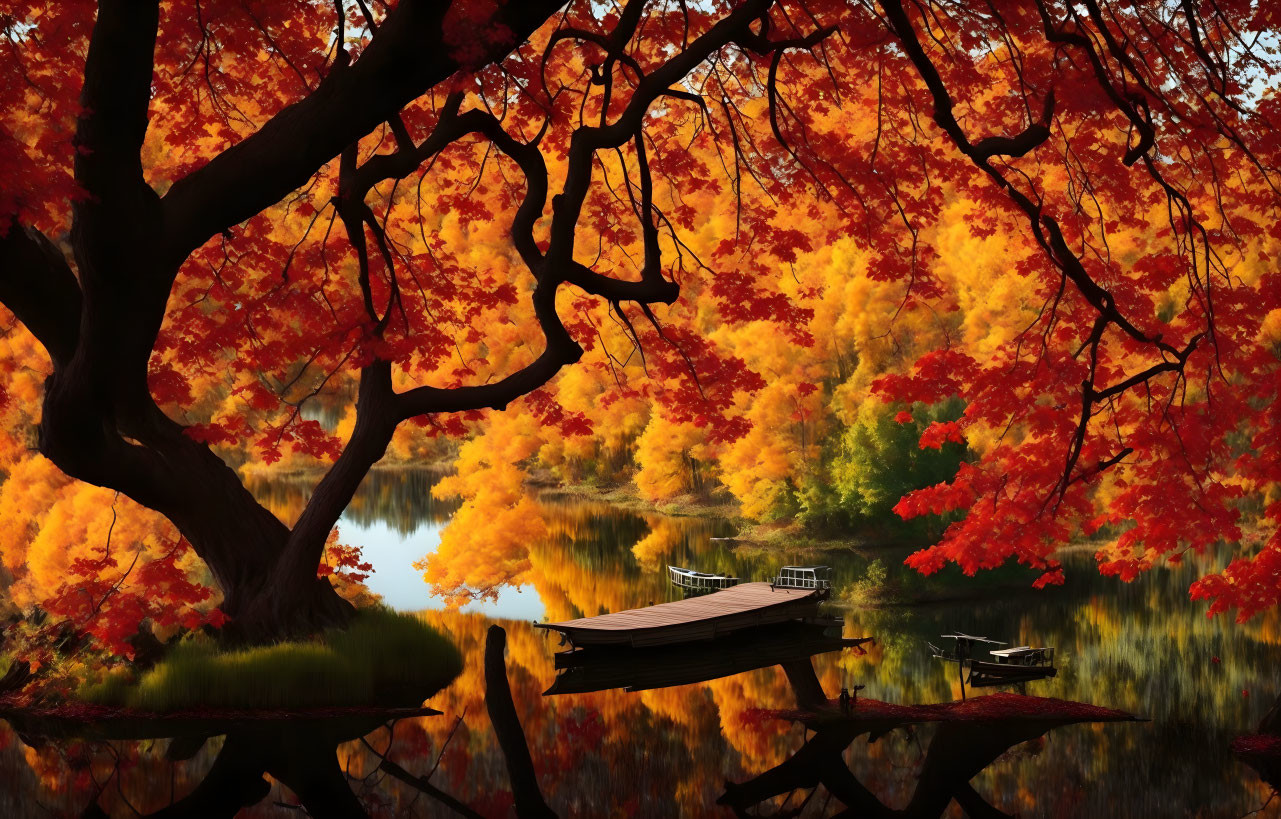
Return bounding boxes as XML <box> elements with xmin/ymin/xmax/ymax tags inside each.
<box><xmin>534</xmin><ymin>582</ymin><xmax>826</xmax><ymax>648</ymax></box>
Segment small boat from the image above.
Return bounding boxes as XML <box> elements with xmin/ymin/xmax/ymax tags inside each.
<box><xmin>668</xmin><ymin>565</ymin><xmax>739</xmax><ymax>591</ymax></box>
<box><xmin>772</xmin><ymin>565</ymin><xmax>833</xmax><ymax>590</ymax></box>
<box><xmin>931</xmin><ymin>633</ymin><xmax>1006</xmax><ymax>661</ymax></box>
<box><xmin>988</xmin><ymin>645</ymin><xmax>1055</xmax><ymax>666</ymax></box>
<box><xmin>929</xmin><ymin>634</ymin><xmax>1056</xmax><ymax>696</ymax></box>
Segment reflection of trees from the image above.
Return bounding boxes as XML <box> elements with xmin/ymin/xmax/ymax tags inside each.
<box><xmin>544</xmin><ymin>622</ymin><xmax>869</xmax><ymax>697</ymax></box>
<box><xmin>0</xmin><ymin>608</ymin><xmax>1150</xmax><ymax>817</ymax></box>
<box><xmin>247</xmin><ymin>468</ymin><xmax>459</xmax><ymax>534</ymax></box>
<box><xmin>841</xmin><ymin>552</ymin><xmax>1281</xmax><ymax>813</ymax></box>
<box><xmin>75</xmin><ymin>488</ymin><xmax>1274</xmax><ymax>813</ymax></box>
<box><xmin>721</xmin><ymin>661</ymin><xmax>1137</xmax><ymax>818</ymax></box>
<box><xmin>1232</xmin><ymin>691</ymin><xmax>1281</xmax><ymax>812</ymax></box>
<box><xmin>2</xmin><ymin>626</ymin><xmax>554</xmax><ymax>818</ymax></box>
<box><xmin>720</xmin><ymin>717</ymin><xmax>1066</xmax><ymax>818</ymax></box>
<box><xmin>439</xmin><ymin>497</ymin><xmax>1281</xmax><ymax>813</ymax></box>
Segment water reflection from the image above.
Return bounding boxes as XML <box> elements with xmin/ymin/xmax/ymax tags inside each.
<box><xmin>2</xmin><ymin>468</ymin><xmax>1274</xmax><ymax>815</ymax></box>
<box><xmin>249</xmin><ymin>467</ymin><xmax>1280</xmax><ymax>814</ymax></box>
<box><xmin>245</xmin><ymin>467</ymin><xmax>459</xmax><ymax>533</ymax></box>
<box><xmin>545</xmin><ymin>621</ymin><xmax>870</xmax><ymax>696</ymax></box>
<box><xmin>247</xmin><ymin>469</ymin><xmax>545</xmax><ymax>618</ymax></box>
<box><xmin>720</xmin><ymin>690</ymin><xmax>1137</xmax><ymax>818</ymax></box>
<box><xmin>0</xmin><ymin>620</ymin><xmax>1142</xmax><ymax>817</ymax></box>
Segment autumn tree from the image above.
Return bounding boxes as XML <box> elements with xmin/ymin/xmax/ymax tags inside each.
<box><xmin>3</xmin><ymin>0</ymin><xmax>1281</xmax><ymax>646</ymax></box>
<box><xmin>421</xmin><ymin>0</ymin><xmax>1281</xmax><ymax>622</ymax></box>
<box><xmin>0</xmin><ymin>0</ymin><xmax>847</xmax><ymax>641</ymax></box>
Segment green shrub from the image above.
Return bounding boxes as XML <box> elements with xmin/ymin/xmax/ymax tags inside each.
<box><xmin>846</xmin><ymin>558</ymin><xmax>900</xmax><ymax>606</ymax></box>
<box><xmin>83</xmin><ymin>607</ymin><xmax>462</xmax><ymax>712</ymax></box>
<box><xmin>829</xmin><ymin>398</ymin><xmax>969</xmax><ymax>541</ymax></box>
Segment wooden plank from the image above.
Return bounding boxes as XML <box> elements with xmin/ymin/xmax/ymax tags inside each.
<box><xmin>534</xmin><ymin>582</ymin><xmax>826</xmax><ymax>647</ymax></box>
<box><xmin>990</xmin><ymin>646</ymin><xmax>1034</xmax><ymax>656</ymax></box>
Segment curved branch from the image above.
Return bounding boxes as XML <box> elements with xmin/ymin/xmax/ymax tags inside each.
<box><xmin>161</xmin><ymin>0</ymin><xmax>568</xmax><ymax>265</ymax></box>
<box><xmin>0</xmin><ymin>223</ymin><xmax>81</xmax><ymax>365</ymax></box>
<box><xmin>395</xmin><ymin>280</ymin><xmax>583</xmax><ymax>418</ymax></box>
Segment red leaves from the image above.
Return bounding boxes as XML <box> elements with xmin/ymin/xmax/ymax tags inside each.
<box><xmin>319</xmin><ymin>533</ymin><xmax>374</xmax><ymax>585</ymax></box>
<box><xmin>1190</xmin><ymin>530</ymin><xmax>1281</xmax><ymax>623</ymax></box>
<box><xmin>874</xmin><ymin>350</ymin><xmax>977</xmax><ymax>406</ymax></box>
<box><xmin>147</xmin><ymin>361</ymin><xmax>193</xmax><ymax>406</ymax></box>
<box><xmin>442</xmin><ymin>0</ymin><xmax>516</xmax><ymax>68</ymax></box>
<box><xmin>1031</xmin><ymin>567</ymin><xmax>1065</xmax><ymax>589</ymax></box>
<box><xmin>183</xmin><ymin>417</ymin><xmax>250</xmax><ymax>447</ymax></box>
<box><xmin>917</xmin><ymin>420</ymin><xmax>964</xmax><ymax>449</ymax></box>
<box><xmin>40</xmin><ymin>535</ymin><xmax>219</xmax><ymax>660</ymax></box>
<box><xmin>524</xmin><ymin>389</ymin><xmax>593</xmax><ymax>438</ymax></box>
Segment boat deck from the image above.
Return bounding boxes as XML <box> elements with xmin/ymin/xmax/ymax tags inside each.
<box><xmin>535</xmin><ymin>582</ymin><xmax>826</xmax><ymax>647</ymax></box>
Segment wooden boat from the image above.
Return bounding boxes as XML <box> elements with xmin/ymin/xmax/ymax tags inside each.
<box><xmin>668</xmin><ymin>565</ymin><xmax>739</xmax><ymax>591</ymax></box>
<box><xmin>535</xmin><ymin>582</ymin><xmax>829</xmax><ymax>648</ymax></box>
<box><xmin>930</xmin><ymin>633</ymin><xmax>1057</xmax><ymax>695</ymax></box>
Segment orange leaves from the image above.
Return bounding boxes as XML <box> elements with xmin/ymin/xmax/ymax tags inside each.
<box><xmin>3</xmin><ymin>0</ymin><xmax>1281</xmax><ymax>638</ymax></box>
<box><xmin>0</xmin><ymin>451</ymin><xmax>221</xmax><ymax>662</ymax></box>
<box><xmin>417</xmin><ymin>414</ymin><xmax>550</xmax><ymax>603</ymax></box>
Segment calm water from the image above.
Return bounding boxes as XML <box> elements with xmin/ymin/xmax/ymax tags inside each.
<box><xmin>2</xmin><ymin>468</ymin><xmax>1278</xmax><ymax>816</ymax></box>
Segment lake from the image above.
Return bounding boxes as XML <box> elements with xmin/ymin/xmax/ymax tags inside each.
<box><xmin>1</xmin><ymin>468</ymin><xmax>1276</xmax><ymax>817</ymax></box>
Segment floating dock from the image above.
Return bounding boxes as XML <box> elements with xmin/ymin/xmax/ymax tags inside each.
<box><xmin>534</xmin><ymin>582</ymin><xmax>827</xmax><ymax>648</ymax></box>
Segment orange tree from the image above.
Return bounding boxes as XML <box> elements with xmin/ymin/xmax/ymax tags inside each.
<box><xmin>0</xmin><ymin>0</ymin><xmax>1279</xmax><ymax>645</ymax></box>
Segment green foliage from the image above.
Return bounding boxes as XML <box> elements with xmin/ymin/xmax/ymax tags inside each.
<box><xmin>793</xmin><ymin>454</ymin><xmax>847</xmax><ymax>531</ymax></box>
<box><xmin>784</xmin><ymin>399</ymin><xmax>969</xmax><ymax>538</ymax></box>
<box><xmin>829</xmin><ymin>398</ymin><xmax>969</xmax><ymax>540</ymax></box>
<box><xmin>846</xmin><ymin>558</ymin><xmax>897</xmax><ymax>606</ymax></box>
<box><xmin>81</xmin><ymin>608</ymin><xmax>462</xmax><ymax>712</ymax></box>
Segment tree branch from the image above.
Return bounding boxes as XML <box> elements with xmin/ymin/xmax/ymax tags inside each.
<box><xmin>160</xmin><ymin>0</ymin><xmax>568</xmax><ymax>265</ymax></box>
<box><xmin>0</xmin><ymin>223</ymin><xmax>81</xmax><ymax>365</ymax></box>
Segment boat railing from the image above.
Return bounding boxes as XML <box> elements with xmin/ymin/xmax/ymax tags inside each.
<box><xmin>668</xmin><ymin>566</ymin><xmax>739</xmax><ymax>591</ymax></box>
<box><xmin>772</xmin><ymin>565</ymin><xmax>833</xmax><ymax>590</ymax></box>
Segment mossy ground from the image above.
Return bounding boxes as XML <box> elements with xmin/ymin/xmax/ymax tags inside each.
<box><xmin>81</xmin><ymin>607</ymin><xmax>462</xmax><ymax>712</ymax></box>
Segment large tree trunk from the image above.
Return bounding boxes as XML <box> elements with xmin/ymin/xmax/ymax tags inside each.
<box><xmin>40</xmin><ymin>369</ymin><xmax>357</xmax><ymax>641</ymax></box>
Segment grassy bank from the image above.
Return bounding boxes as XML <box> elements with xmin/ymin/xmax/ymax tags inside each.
<box><xmin>239</xmin><ymin>458</ymin><xmax>456</xmax><ymax>483</ymax></box>
<box><xmin>83</xmin><ymin>608</ymin><xmax>462</xmax><ymax>712</ymax></box>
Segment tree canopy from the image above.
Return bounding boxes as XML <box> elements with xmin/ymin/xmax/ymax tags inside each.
<box><xmin>1</xmin><ymin>0</ymin><xmax>1280</xmax><ymax>649</ymax></box>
